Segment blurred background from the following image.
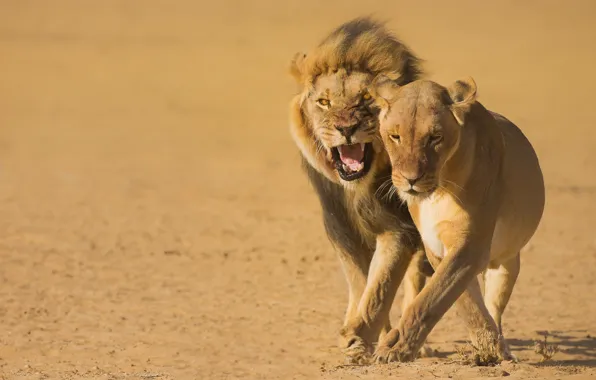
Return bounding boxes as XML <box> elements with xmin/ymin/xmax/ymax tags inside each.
<box><xmin>0</xmin><ymin>1</ymin><xmax>595</xmax><ymax>379</ymax></box>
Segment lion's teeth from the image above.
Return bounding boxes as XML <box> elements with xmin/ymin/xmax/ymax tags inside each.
<box><xmin>359</xmin><ymin>143</ymin><xmax>365</xmax><ymax>152</ymax></box>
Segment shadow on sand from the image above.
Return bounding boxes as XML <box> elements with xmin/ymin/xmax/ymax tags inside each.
<box><xmin>508</xmin><ymin>330</ymin><xmax>596</xmax><ymax>367</ymax></box>
<box><xmin>441</xmin><ymin>330</ymin><xmax>596</xmax><ymax>367</ymax></box>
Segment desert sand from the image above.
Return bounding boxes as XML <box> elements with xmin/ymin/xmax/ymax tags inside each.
<box><xmin>0</xmin><ymin>1</ymin><xmax>595</xmax><ymax>379</ymax></box>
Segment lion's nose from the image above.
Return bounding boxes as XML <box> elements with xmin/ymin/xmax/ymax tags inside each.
<box><xmin>335</xmin><ymin>124</ymin><xmax>359</xmax><ymax>138</ymax></box>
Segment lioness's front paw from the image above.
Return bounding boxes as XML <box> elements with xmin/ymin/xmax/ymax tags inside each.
<box><xmin>373</xmin><ymin>342</ymin><xmax>417</xmax><ymax>364</ymax></box>
<box><xmin>373</xmin><ymin>344</ymin><xmax>394</xmax><ymax>364</ymax></box>
<box><xmin>468</xmin><ymin>331</ymin><xmax>516</xmax><ymax>366</ymax></box>
<box><xmin>501</xmin><ymin>355</ymin><xmax>518</xmax><ymax>366</ymax></box>
<box><xmin>500</xmin><ymin>338</ymin><xmax>518</xmax><ymax>363</ymax></box>
<box><xmin>418</xmin><ymin>344</ymin><xmax>436</xmax><ymax>358</ymax></box>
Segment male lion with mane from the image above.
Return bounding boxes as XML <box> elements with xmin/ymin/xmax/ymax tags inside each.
<box><xmin>288</xmin><ymin>17</ymin><xmax>434</xmax><ymax>362</ymax></box>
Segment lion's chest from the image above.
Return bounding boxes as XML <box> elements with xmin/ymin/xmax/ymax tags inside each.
<box><xmin>350</xmin><ymin>193</ymin><xmax>416</xmax><ymax>247</ymax></box>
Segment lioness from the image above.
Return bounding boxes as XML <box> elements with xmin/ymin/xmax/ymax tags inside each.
<box><xmin>370</xmin><ymin>77</ymin><xmax>545</xmax><ymax>363</ymax></box>
<box><xmin>288</xmin><ymin>18</ymin><xmax>434</xmax><ymax>361</ymax></box>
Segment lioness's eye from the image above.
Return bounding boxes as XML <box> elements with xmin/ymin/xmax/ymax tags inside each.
<box><xmin>362</xmin><ymin>92</ymin><xmax>372</xmax><ymax>101</ymax></box>
<box><xmin>390</xmin><ymin>134</ymin><xmax>401</xmax><ymax>143</ymax></box>
<box><xmin>317</xmin><ymin>98</ymin><xmax>330</xmax><ymax>107</ymax></box>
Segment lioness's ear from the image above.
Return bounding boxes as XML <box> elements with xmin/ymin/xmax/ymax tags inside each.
<box><xmin>369</xmin><ymin>74</ymin><xmax>400</xmax><ymax>119</ymax></box>
<box><xmin>448</xmin><ymin>76</ymin><xmax>477</xmax><ymax>103</ymax></box>
<box><xmin>370</xmin><ymin>73</ymin><xmax>400</xmax><ymax>100</ymax></box>
<box><xmin>289</xmin><ymin>52</ymin><xmax>307</xmax><ymax>84</ymax></box>
<box><xmin>447</xmin><ymin>76</ymin><xmax>477</xmax><ymax>125</ymax></box>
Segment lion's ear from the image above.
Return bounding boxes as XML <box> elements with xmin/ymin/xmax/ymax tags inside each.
<box><xmin>447</xmin><ymin>76</ymin><xmax>477</xmax><ymax>125</ymax></box>
<box><xmin>289</xmin><ymin>52</ymin><xmax>307</xmax><ymax>84</ymax></box>
<box><xmin>369</xmin><ymin>73</ymin><xmax>400</xmax><ymax>119</ymax></box>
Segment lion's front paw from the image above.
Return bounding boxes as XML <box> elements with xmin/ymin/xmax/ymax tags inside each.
<box><xmin>342</xmin><ymin>336</ymin><xmax>372</xmax><ymax>365</ymax></box>
<box><xmin>373</xmin><ymin>342</ymin><xmax>417</xmax><ymax>364</ymax></box>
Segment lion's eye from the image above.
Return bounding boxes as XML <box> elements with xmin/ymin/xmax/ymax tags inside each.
<box><xmin>317</xmin><ymin>98</ymin><xmax>330</xmax><ymax>107</ymax></box>
<box><xmin>390</xmin><ymin>134</ymin><xmax>401</xmax><ymax>143</ymax></box>
<box><xmin>362</xmin><ymin>92</ymin><xmax>372</xmax><ymax>101</ymax></box>
<box><xmin>429</xmin><ymin>134</ymin><xmax>443</xmax><ymax>145</ymax></box>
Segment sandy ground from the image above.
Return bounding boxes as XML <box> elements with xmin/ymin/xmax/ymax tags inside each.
<box><xmin>1</xmin><ymin>1</ymin><xmax>595</xmax><ymax>379</ymax></box>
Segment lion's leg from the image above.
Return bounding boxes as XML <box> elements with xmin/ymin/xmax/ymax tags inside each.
<box><xmin>483</xmin><ymin>253</ymin><xmax>520</xmax><ymax>336</ymax></box>
<box><xmin>401</xmin><ymin>249</ymin><xmax>427</xmax><ymax>314</ymax></box>
<box><xmin>374</xmin><ymin>242</ymin><xmax>489</xmax><ymax>363</ymax></box>
<box><xmin>341</xmin><ymin>231</ymin><xmax>415</xmax><ymax>362</ymax></box>
<box><xmin>400</xmin><ymin>249</ymin><xmax>435</xmax><ymax>358</ymax></box>
<box><xmin>337</xmin><ymin>250</ymin><xmax>370</xmax><ymax>350</ymax></box>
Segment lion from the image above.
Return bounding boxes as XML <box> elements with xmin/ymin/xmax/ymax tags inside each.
<box><xmin>369</xmin><ymin>77</ymin><xmax>545</xmax><ymax>363</ymax></box>
<box><xmin>288</xmin><ymin>17</ymin><xmax>434</xmax><ymax>362</ymax></box>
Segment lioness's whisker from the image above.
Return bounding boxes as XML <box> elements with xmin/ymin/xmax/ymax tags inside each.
<box><xmin>441</xmin><ymin>179</ymin><xmax>465</xmax><ymax>192</ymax></box>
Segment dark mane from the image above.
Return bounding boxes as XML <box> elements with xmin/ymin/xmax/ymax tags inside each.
<box><xmin>302</xmin><ymin>156</ymin><xmax>422</xmax><ymax>257</ymax></box>
<box><xmin>303</xmin><ymin>17</ymin><xmax>423</xmax><ymax>84</ymax></box>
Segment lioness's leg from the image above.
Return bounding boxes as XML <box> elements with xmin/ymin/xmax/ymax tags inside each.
<box><xmin>484</xmin><ymin>253</ymin><xmax>520</xmax><ymax>335</ymax></box>
<box><xmin>452</xmin><ymin>276</ymin><xmax>513</xmax><ymax>362</ymax></box>
<box><xmin>341</xmin><ymin>231</ymin><xmax>416</xmax><ymax>360</ymax></box>
<box><xmin>374</xmin><ymin>243</ymin><xmax>488</xmax><ymax>363</ymax></box>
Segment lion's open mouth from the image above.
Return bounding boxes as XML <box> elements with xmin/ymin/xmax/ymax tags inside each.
<box><xmin>330</xmin><ymin>143</ymin><xmax>374</xmax><ymax>181</ymax></box>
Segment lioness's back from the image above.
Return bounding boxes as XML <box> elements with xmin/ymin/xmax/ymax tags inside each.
<box><xmin>490</xmin><ymin>111</ymin><xmax>545</xmax><ymax>258</ymax></box>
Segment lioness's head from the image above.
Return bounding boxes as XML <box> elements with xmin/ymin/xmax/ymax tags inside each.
<box><xmin>289</xmin><ymin>17</ymin><xmax>422</xmax><ymax>186</ymax></box>
<box><xmin>372</xmin><ymin>77</ymin><xmax>477</xmax><ymax>198</ymax></box>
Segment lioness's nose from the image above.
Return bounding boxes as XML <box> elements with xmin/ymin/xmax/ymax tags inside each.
<box><xmin>403</xmin><ymin>173</ymin><xmax>424</xmax><ymax>186</ymax></box>
<box><xmin>335</xmin><ymin>124</ymin><xmax>359</xmax><ymax>138</ymax></box>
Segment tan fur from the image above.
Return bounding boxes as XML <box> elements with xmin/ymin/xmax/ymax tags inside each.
<box><xmin>371</xmin><ymin>78</ymin><xmax>545</xmax><ymax>363</ymax></box>
<box><xmin>288</xmin><ymin>18</ymin><xmax>431</xmax><ymax>362</ymax></box>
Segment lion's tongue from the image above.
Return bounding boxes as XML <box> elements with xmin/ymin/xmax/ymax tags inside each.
<box><xmin>339</xmin><ymin>144</ymin><xmax>364</xmax><ymax>171</ymax></box>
